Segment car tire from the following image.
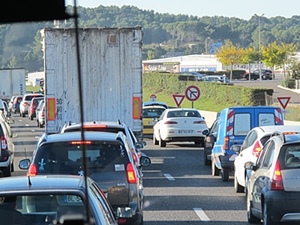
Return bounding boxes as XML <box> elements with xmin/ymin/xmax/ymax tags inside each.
<box><xmin>1</xmin><ymin>166</ymin><xmax>11</xmax><ymax>177</ymax></box>
<box><xmin>204</xmin><ymin>150</ymin><xmax>210</xmax><ymax>166</ymax></box>
<box><xmin>21</xmin><ymin>112</ymin><xmax>25</xmax><ymax>117</ymax></box>
<box><xmin>37</xmin><ymin>120</ymin><xmax>40</xmax><ymax>127</ymax></box>
<box><xmin>263</xmin><ymin>202</ymin><xmax>276</xmax><ymax>225</ymax></box>
<box><xmin>39</xmin><ymin>122</ymin><xmax>44</xmax><ymax>128</ymax></box>
<box><xmin>247</xmin><ymin>192</ymin><xmax>260</xmax><ymax>224</ymax></box>
<box><xmin>221</xmin><ymin>167</ymin><xmax>229</xmax><ymax>181</ymax></box>
<box><xmin>11</xmin><ymin>161</ymin><xmax>14</xmax><ymax>172</ymax></box>
<box><xmin>29</xmin><ymin>114</ymin><xmax>33</xmax><ymax>120</ymax></box>
<box><xmin>234</xmin><ymin>176</ymin><xmax>244</xmax><ymax>193</ymax></box>
<box><xmin>158</xmin><ymin>134</ymin><xmax>166</xmax><ymax>147</ymax></box>
<box><xmin>153</xmin><ymin>133</ymin><xmax>158</xmax><ymax>145</ymax></box>
<box><xmin>211</xmin><ymin>159</ymin><xmax>220</xmax><ymax>176</ymax></box>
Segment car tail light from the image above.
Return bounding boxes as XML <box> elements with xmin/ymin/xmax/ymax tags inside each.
<box><xmin>126</xmin><ymin>162</ymin><xmax>137</xmax><ymax>183</ymax></box>
<box><xmin>131</xmin><ymin>149</ymin><xmax>138</xmax><ymax>163</ymax></box>
<box><xmin>252</xmin><ymin>141</ymin><xmax>262</xmax><ymax>157</ymax></box>
<box><xmin>1</xmin><ymin>136</ymin><xmax>8</xmax><ymax>150</ymax></box>
<box><xmin>223</xmin><ymin>136</ymin><xmax>229</xmax><ymax>150</ymax></box>
<box><xmin>70</xmin><ymin>141</ymin><xmax>92</xmax><ymax>145</ymax></box>
<box><xmin>164</xmin><ymin>121</ymin><xmax>177</xmax><ymax>124</ymax></box>
<box><xmin>28</xmin><ymin>164</ymin><xmax>38</xmax><ymax>176</ymax></box>
<box><xmin>194</xmin><ymin>121</ymin><xmax>206</xmax><ymax>124</ymax></box>
<box><xmin>271</xmin><ymin>160</ymin><xmax>284</xmax><ymax>190</ymax></box>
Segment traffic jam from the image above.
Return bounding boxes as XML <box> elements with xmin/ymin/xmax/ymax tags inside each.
<box><xmin>1</xmin><ymin>2</ymin><xmax>300</xmax><ymax>225</ymax></box>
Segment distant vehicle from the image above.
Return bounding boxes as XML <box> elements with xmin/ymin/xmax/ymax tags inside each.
<box><xmin>153</xmin><ymin>108</ymin><xmax>208</xmax><ymax>147</ymax></box>
<box><xmin>177</xmin><ymin>72</ymin><xmax>206</xmax><ymax>81</ymax></box>
<box><xmin>11</xmin><ymin>95</ymin><xmax>22</xmax><ymax>114</ymax></box>
<box><xmin>19</xmin><ymin>131</ymin><xmax>151</xmax><ymax>225</ymax></box>
<box><xmin>202</xmin><ymin>106</ymin><xmax>284</xmax><ymax>182</ymax></box>
<box><xmin>246</xmin><ymin>131</ymin><xmax>300</xmax><ymax>225</ymax></box>
<box><xmin>242</xmin><ymin>69</ymin><xmax>273</xmax><ymax>80</ymax></box>
<box><xmin>0</xmin><ymin>175</ymin><xmax>125</xmax><ymax>225</ymax></box>
<box><xmin>28</xmin><ymin>96</ymin><xmax>44</xmax><ymax>120</ymax></box>
<box><xmin>234</xmin><ymin>125</ymin><xmax>300</xmax><ymax>193</ymax></box>
<box><xmin>203</xmin><ymin>75</ymin><xmax>233</xmax><ymax>85</ymax></box>
<box><xmin>142</xmin><ymin>105</ymin><xmax>166</xmax><ymax>135</ymax></box>
<box><xmin>0</xmin><ymin>68</ymin><xmax>26</xmax><ymax>102</ymax></box>
<box><xmin>36</xmin><ymin>101</ymin><xmax>45</xmax><ymax>128</ymax></box>
<box><xmin>0</xmin><ymin>117</ymin><xmax>15</xmax><ymax>177</ymax></box>
<box><xmin>19</xmin><ymin>93</ymin><xmax>44</xmax><ymax>117</ymax></box>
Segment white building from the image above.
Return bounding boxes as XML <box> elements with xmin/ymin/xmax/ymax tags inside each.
<box><xmin>143</xmin><ymin>54</ymin><xmax>223</xmax><ymax>73</ymax></box>
<box><xmin>27</xmin><ymin>71</ymin><xmax>45</xmax><ymax>86</ymax></box>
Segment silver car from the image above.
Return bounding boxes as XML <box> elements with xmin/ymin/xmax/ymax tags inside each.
<box><xmin>246</xmin><ymin>131</ymin><xmax>300</xmax><ymax>225</ymax></box>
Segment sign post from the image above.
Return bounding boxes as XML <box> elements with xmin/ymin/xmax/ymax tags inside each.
<box><xmin>185</xmin><ymin>85</ymin><xmax>200</xmax><ymax>108</ymax></box>
<box><xmin>150</xmin><ymin>94</ymin><xmax>157</xmax><ymax>102</ymax></box>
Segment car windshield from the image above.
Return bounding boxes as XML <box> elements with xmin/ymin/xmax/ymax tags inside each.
<box><xmin>34</xmin><ymin>141</ymin><xmax>127</xmax><ymax>175</ymax></box>
<box><xmin>0</xmin><ymin>194</ymin><xmax>86</xmax><ymax>224</ymax></box>
<box><xmin>167</xmin><ymin>110</ymin><xmax>201</xmax><ymax>118</ymax></box>
<box><xmin>143</xmin><ymin>108</ymin><xmax>165</xmax><ymax>118</ymax></box>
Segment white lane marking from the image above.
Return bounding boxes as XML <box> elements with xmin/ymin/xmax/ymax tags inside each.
<box><xmin>193</xmin><ymin>208</ymin><xmax>210</xmax><ymax>221</ymax></box>
<box><xmin>31</xmin><ymin>129</ymin><xmax>35</xmax><ymax>132</ymax></box>
<box><xmin>164</xmin><ymin>173</ymin><xmax>175</xmax><ymax>181</ymax></box>
<box><xmin>35</xmin><ymin>136</ymin><xmax>40</xmax><ymax>139</ymax></box>
<box><xmin>25</xmin><ymin>124</ymin><xmax>29</xmax><ymax>126</ymax></box>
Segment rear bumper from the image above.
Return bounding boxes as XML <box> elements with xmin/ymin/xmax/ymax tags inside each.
<box><xmin>164</xmin><ymin>136</ymin><xmax>205</xmax><ymax>143</ymax></box>
<box><xmin>219</xmin><ymin>154</ymin><xmax>235</xmax><ymax>169</ymax></box>
<box><xmin>265</xmin><ymin>191</ymin><xmax>300</xmax><ymax>223</ymax></box>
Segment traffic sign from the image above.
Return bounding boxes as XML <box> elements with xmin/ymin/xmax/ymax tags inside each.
<box><xmin>150</xmin><ymin>94</ymin><xmax>156</xmax><ymax>102</ymax></box>
<box><xmin>277</xmin><ymin>97</ymin><xmax>291</xmax><ymax>109</ymax></box>
<box><xmin>185</xmin><ymin>85</ymin><xmax>200</xmax><ymax>101</ymax></box>
<box><xmin>172</xmin><ymin>94</ymin><xmax>185</xmax><ymax>107</ymax></box>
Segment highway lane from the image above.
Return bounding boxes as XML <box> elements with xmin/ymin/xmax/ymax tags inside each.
<box><xmin>9</xmin><ymin>114</ymin><xmax>250</xmax><ymax>225</ymax></box>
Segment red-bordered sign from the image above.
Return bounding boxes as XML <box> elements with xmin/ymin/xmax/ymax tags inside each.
<box><xmin>185</xmin><ymin>85</ymin><xmax>200</xmax><ymax>101</ymax></box>
<box><xmin>172</xmin><ymin>94</ymin><xmax>185</xmax><ymax>107</ymax></box>
<box><xmin>277</xmin><ymin>97</ymin><xmax>291</xmax><ymax>109</ymax></box>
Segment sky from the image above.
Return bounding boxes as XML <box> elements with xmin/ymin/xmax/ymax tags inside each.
<box><xmin>65</xmin><ymin>0</ymin><xmax>300</xmax><ymax>20</ymax></box>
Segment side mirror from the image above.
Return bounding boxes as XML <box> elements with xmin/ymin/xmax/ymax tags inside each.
<box><xmin>116</xmin><ymin>207</ymin><xmax>133</xmax><ymax>219</ymax></box>
<box><xmin>135</xmin><ymin>142</ymin><xmax>144</xmax><ymax>149</ymax></box>
<box><xmin>202</xmin><ymin>129</ymin><xmax>209</xmax><ymax>136</ymax></box>
<box><xmin>244</xmin><ymin>161</ymin><xmax>257</xmax><ymax>171</ymax></box>
<box><xmin>231</xmin><ymin>144</ymin><xmax>241</xmax><ymax>153</ymax></box>
<box><xmin>140</xmin><ymin>156</ymin><xmax>151</xmax><ymax>167</ymax></box>
<box><xmin>19</xmin><ymin>159</ymin><xmax>31</xmax><ymax>170</ymax></box>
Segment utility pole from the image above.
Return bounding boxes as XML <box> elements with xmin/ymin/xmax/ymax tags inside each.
<box><xmin>205</xmin><ymin>37</ymin><xmax>210</xmax><ymax>55</ymax></box>
<box><xmin>257</xmin><ymin>14</ymin><xmax>264</xmax><ymax>81</ymax></box>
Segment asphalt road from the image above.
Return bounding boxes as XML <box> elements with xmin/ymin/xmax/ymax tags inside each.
<box><xmin>233</xmin><ymin>74</ymin><xmax>300</xmax><ymax>105</ymax></box>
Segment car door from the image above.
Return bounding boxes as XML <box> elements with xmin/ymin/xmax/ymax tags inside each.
<box><xmin>251</xmin><ymin>140</ymin><xmax>276</xmax><ymax>212</ymax></box>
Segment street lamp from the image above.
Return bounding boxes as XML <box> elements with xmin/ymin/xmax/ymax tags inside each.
<box><xmin>205</xmin><ymin>37</ymin><xmax>210</xmax><ymax>54</ymax></box>
<box><xmin>256</xmin><ymin>13</ymin><xmax>264</xmax><ymax>81</ymax></box>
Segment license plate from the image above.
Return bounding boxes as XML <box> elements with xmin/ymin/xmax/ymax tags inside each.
<box><xmin>178</xmin><ymin>130</ymin><xmax>194</xmax><ymax>134</ymax></box>
<box><xmin>148</xmin><ymin>121</ymin><xmax>155</xmax><ymax>125</ymax></box>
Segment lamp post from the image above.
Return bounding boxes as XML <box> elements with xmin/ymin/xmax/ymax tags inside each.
<box><xmin>205</xmin><ymin>37</ymin><xmax>210</xmax><ymax>54</ymax></box>
<box><xmin>257</xmin><ymin>14</ymin><xmax>264</xmax><ymax>81</ymax></box>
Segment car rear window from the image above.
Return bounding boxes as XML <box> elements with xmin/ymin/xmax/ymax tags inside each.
<box><xmin>282</xmin><ymin>144</ymin><xmax>300</xmax><ymax>168</ymax></box>
<box><xmin>233</xmin><ymin>113</ymin><xmax>251</xmax><ymax>135</ymax></box>
<box><xmin>25</xmin><ymin>95</ymin><xmax>43</xmax><ymax>101</ymax></box>
<box><xmin>34</xmin><ymin>141</ymin><xmax>129</xmax><ymax>175</ymax></box>
<box><xmin>63</xmin><ymin>126</ymin><xmax>126</xmax><ymax>135</ymax></box>
<box><xmin>167</xmin><ymin>110</ymin><xmax>201</xmax><ymax>118</ymax></box>
<box><xmin>143</xmin><ymin>108</ymin><xmax>165</xmax><ymax>118</ymax></box>
<box><xmin>258</xmin><ymin>113</ymin><xmax>277</xmax><ymax>126</ymax></box>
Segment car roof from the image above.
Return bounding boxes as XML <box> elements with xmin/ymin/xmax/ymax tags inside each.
<box><xmin>143</xmin><ymin>101</ymin><xmax>168</xmax><ymax>108</ymax></box>
<box><xmin>40</xmin><ymin>131</ymin><xmax>123</xmax><ymax>143</ymax></box>
<box><xmin>62</xmin><ymin>121</ymin><xmax>126</xmax><ymax>131</ymax></box>
<box><xmin>0</xmin><ymin>175</ymin><xmax>89</xmax><ymax>192</ymax></box>
<box><xmin>165</xmin><ymin>108</ymin><xmax>199</xmax><ymax>112</ymax></box>
<box><xmin>143</xmin><ymin>105</ymin><xmax>167</xmax><ymax>109</ymax></box>
<box><xmin>257</xmin><ymin>125</ymin><xmax>300</xmax><ymax>133</ymax></box>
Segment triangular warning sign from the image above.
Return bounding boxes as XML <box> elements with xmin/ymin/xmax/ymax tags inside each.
<box><xmin>172</xmin><ymin>94</ymin><xmax>185</xmax><ymax>107</ymax></box>
<box><xmin>277</xmin><ymin>97</ymin><xmax>291</xmax><ymax>109</ymax></box>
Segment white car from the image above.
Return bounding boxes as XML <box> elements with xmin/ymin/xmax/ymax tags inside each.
<box><xmin>153</xmin><ymin>108</ymin><xmax>208</xmax><ymax>147</ymax></box>
<box><xmin>234</xmin><ymin>124</ymin><xmax>300</xmax><ymax>193</ymax></box>
<box><xmin>19</xmin><ymin>93</ymin><xmax>44</xmax><ymax>117</ymax></box>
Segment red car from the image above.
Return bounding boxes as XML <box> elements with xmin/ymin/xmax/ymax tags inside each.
<box><xmin>28</xmin><ymin>97</ymin><xmax>44</xmax><ymax>120</ymax></box>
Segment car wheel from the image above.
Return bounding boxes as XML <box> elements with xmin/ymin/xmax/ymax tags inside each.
<box><xmin>247</xmin><ymin>192</ymin><xmax>261</xmax><ymax>224</ymax></box>
<box><xmin>39</xmin><ymin>122</ymin><xmax>43</xmax><ymax>128</ymax></box>
<box><xmin>153</xmin><ymin>133</ymin><xmax>158</xmax><ymax>145</ymax></box>
<box><xmin>37</xmin><ymin>120</ymin><xmax>40</xmax><ymax>127</ymax></box>
<box><xmin>1</xmin><ymin>166</ymin><xmax>11</xmax><ymax>177</ymax></box>
<box><xmin>158</xmin><ymin>134</ymin><xmax>166</xmax><ymax>147</ymax></box>
<box><xmin>11</xmin><ymin>161</ymin><xmax>14</xmax><ymax>172</ymax></box>
<box><xmin>221</xmin><ymin>167</ymin><xmax>230</xmax><ymax>181</ymax></box>
<box><xmin>204</xmin><ymin>150</ymin><xmax>210</xmax><ymax>166</ymax></box>
<box><xmin>29</xmin><ymin>115</ymin><xmax>33</xmax><ymax>120</ymax></box>
<box><xmin>263</xmin><ymin>201</ymin><xmax>274</xmax><ymax>225</ymax></box>
<box><xmin>262</xmin><ymin>75</ymin><xmax>266</xmax><ymax>80</ymax></box>
<box><xmin>21</xmin><ymin>112</ymin><xmax>25</xmax><ymax>117</ymax></box>
<box><xmin>211</xmin><ymin>159</ymin><xmax>220</xmax><ymax>176</ymax></box>
<box><xmin>234</xmin><ymin>176</ymin><xmax>244</xmax><ymax>193</ymax></box>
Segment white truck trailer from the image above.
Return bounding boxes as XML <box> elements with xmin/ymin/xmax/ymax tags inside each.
<box><xmin>0</xmin><ymin>68</ymin><xmax>26</xmax><ymax>101</ymax></box>
<box><xmin>42</xmin><ymin>27</ymin><xmax>143</xmax><ymax>136</ymax></box>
